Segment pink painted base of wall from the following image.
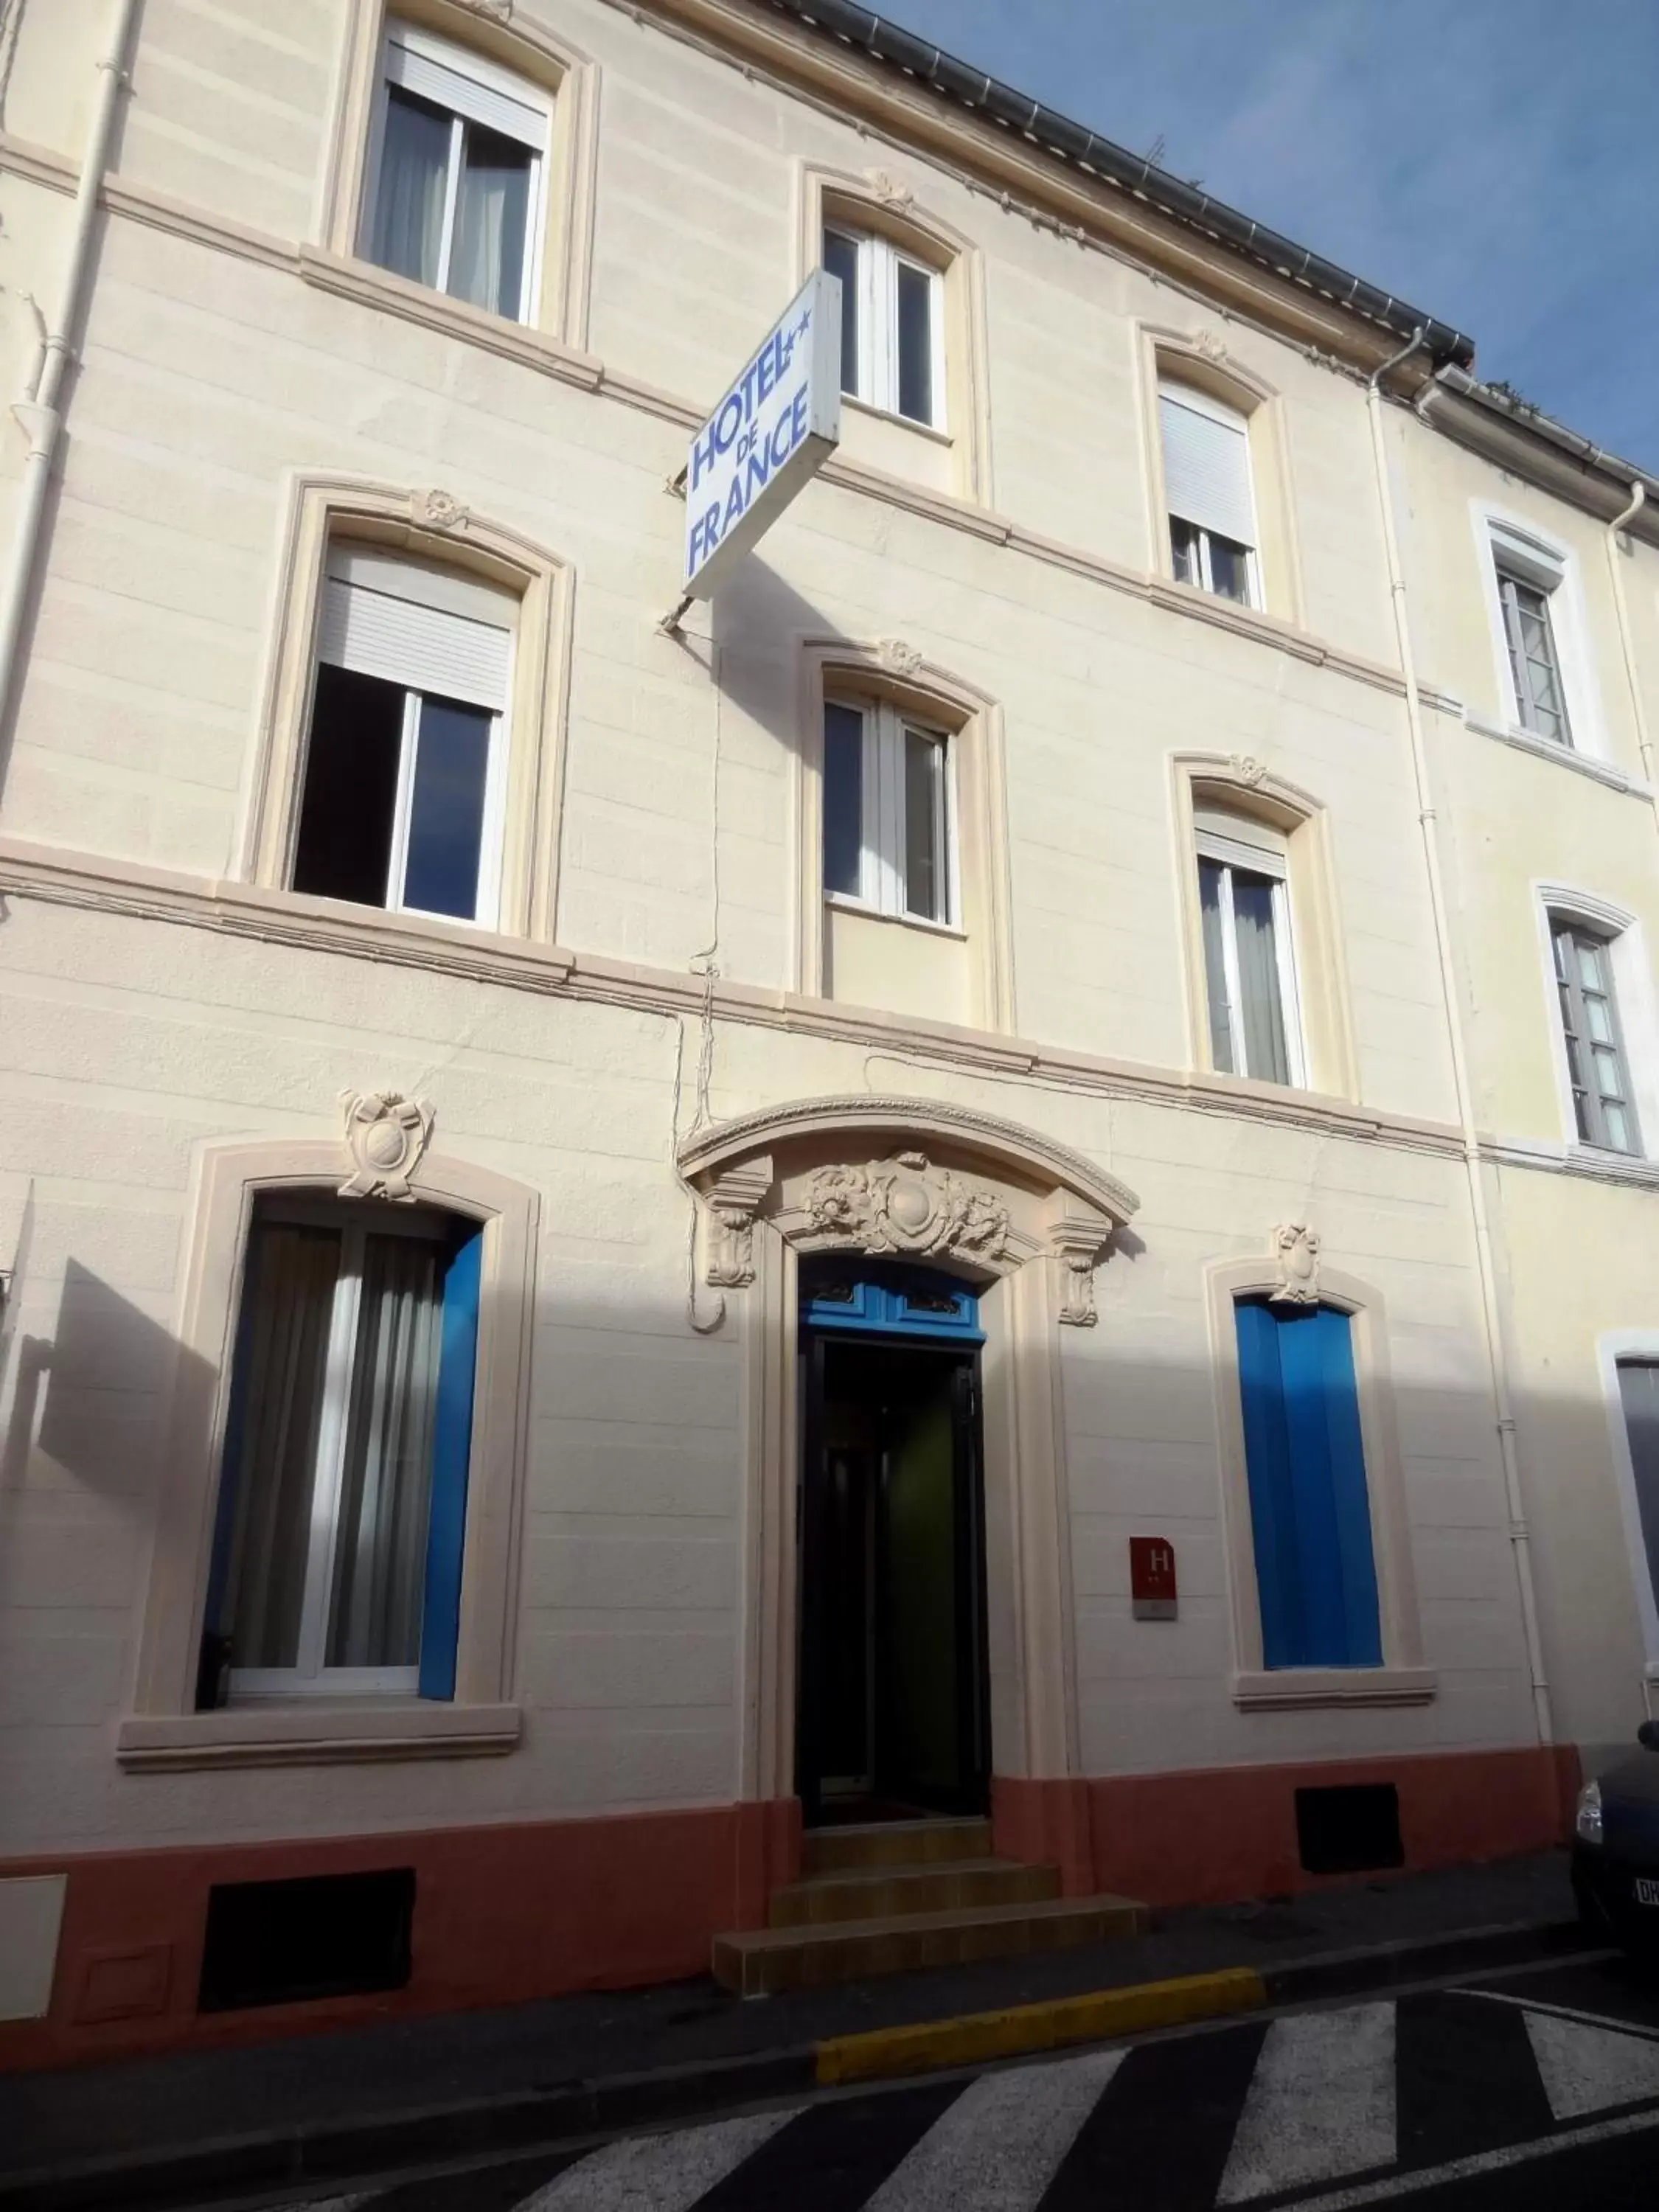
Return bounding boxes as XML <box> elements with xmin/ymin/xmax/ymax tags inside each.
<box><xmin>2</xmin><ymin>1745</ymin><xmax>1573</xmax><ymax>2072</ymax></box>
<box><xmin>994</xmin><ymin>1744</ymin><xmax>1580</xmax><ymax>1908</ymax></box>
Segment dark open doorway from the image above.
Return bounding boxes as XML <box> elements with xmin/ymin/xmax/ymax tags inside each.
<box><xmin>796</xmin><ymin>1260</ymin><xmax>990</xmax><ymax>1827</ymax></box>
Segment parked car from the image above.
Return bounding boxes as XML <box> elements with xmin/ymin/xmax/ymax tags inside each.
<box><xmin>1573</xmin><ymin>1721</ymin><xmax>1659</xmax><ymax>1955</ymax></box>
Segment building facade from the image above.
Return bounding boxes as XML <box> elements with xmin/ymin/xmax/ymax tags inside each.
<box><xmin>0</xmin><ymin>0</ymin><xmax>1655</xmax><ymax>2063</ymax></box>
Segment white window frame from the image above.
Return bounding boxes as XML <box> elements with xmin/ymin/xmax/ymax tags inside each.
<box><xmin>307</xmin><ymin>546</ymin><xmax>515</xmax><ymax>931</ymax></box>
<box><xmin>1475</xmin><ymin>507</ymin><xmax>1604</xmax><ymax>760</ymax></box>
<box><xmin>824</xmin><ymin>696</ymin><xmax>959</xmax><ymax>929</ymax></box>
<box><xmin>1534</xmin><ymin>886</ymin><xmax>1659</xmax><ymax>1163</ymax></box>
<box><xmin>226</xmin><ymin>1196</ymin><xmax>459</xmax><ymax>1704</ymax></box>
<box><xmin>361</xmin><ymin>19</ymin><xmax>552</xmax><ymax>326</ymax></box>
<box><xmin>1196</xmin><ymin>821</ymin><xmax>1307</xmax><ymax>1086</ymax></box>
<box><xmin>824</xmin><ymin>221</ymin><xmax>947</xmax><ymax>431</ymax></box>
<box><xmin>1158</xmin><ymin>379</ymin><xmax>1261</xmax><ymax>610</ymax></box>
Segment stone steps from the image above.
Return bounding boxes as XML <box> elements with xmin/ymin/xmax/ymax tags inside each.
<box><xmin>768</xmin><ymin>1854</ymin><xmax>1060</xmax><ymax>1927</ymax></box>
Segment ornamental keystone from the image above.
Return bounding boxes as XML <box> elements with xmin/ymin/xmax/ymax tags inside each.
<box><xmin>339</xmin><ymin>1088</ymin><xmax>435</xmax><ymax>1203</ymax></box>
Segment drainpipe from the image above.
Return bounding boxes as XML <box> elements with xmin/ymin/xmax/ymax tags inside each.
<box><xmin>0</xmin><ymin>0</ymin><xmax>138</xmax><ymax>729</ymax></box>
<box><xmin>1366</xmin><ymin>332</ymin><xmax>1555</xmax><ymax>1745</ymax></box>
<box><xmin>1605</xmin><ymin>483</ymin><xmax>1655</xmax><ymax>786</ymax></box>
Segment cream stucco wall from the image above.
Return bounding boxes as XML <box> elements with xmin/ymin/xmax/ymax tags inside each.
<box><xmin>0</xmin><ymin>0</ymin><xmax>1653</xmax><ymax>1879</ymax></box>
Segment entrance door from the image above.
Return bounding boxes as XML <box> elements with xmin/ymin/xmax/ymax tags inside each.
<box><xmin>796</xmin><ymin>1264</ymin><xmax>990</xmax><ymax>1825</ymax></box>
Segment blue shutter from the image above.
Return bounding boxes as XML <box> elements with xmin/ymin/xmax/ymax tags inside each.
<box><xmin>1235</xmin><ymin>1299</ymin><xmax>1381</xmax><ymax>1669</ymax></box>
<box><xmin>419</xmin><ymin>1225</ymin><xmax>483</xmax><ymax>1701</ymax></box>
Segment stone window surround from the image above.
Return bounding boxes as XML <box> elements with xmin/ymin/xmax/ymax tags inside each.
<box><xmin>118</xmin><ymin>1137</ymin><xmax>538</xmax><ymax>1770</ymax></box>
<box><xmin>1533</xmin><ymin>883</ymin><xmax>1659</xmax><ymax>1169</ymax></box>
<box><xmin>1204</xmin><ymin>1250</ymin><xmax>1434</xmax><ymax>1709</ymax></box>
<box><xmin>794</xmin><ymin>638</ymin><xmax>1015</xmax><ymax>1031</ymax></box>
<box><xmin>1171</xmin><ymin>753</ymin><xmax>1360</xmax><ymax>1105</ymax></box>
<box><xmin>1137</xmin><ymin>324</ymin><xmax>1306</xmax><ymax>633</ymax></box>
<box><xmin>794</xmin><ymin>163</ymin><xmax>994</xmax><ymax>506</ymax></box>
<box><xmin>241</xmin><ymin>475</ymin><xmax>574</xmax><ymax>946</ymax></box>
<box><xmin>319</xmin><ymin>0</ymin><xmax>601</xmax><ymax>352</ymax></box>
<box><xmin>1472</xmin><ymin>503</ymin><xmax>1608</xmax><ymax>765</ymax></box>
<box><xmin>679</xmin><ymin>1095</ymin><xmax>1139</xmax><ymax>1805</ymax></box>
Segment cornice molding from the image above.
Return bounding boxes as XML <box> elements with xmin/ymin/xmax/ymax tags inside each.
<box><xmin>0</xmin><ymin>836</ymin><xmax>1470</xmax><ymax>1162</ymax></box>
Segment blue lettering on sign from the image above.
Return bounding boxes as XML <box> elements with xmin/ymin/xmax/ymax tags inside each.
<box><xmin>686</xmin><ymin>367</ymin><xmax>815</xmax><ymax>569</ymax></box>
<box><xmin>687</xmin><ymin>306</ymin><xmax>815</xmax><ymax>496</ymax></box>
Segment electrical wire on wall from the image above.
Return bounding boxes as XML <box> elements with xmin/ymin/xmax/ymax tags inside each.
<box><xmin>667</xmin><ymin>627</ymin><xmax>727</xmax><ymax>1335</ymax></box>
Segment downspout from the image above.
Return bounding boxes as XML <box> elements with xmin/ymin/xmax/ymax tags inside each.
<box><xmin>1605</xmin><ymin>483</ymin><xmax>1655</xmax><ymax>786</ymax></box>
<box><xmin>1366</xmin><ymin>332</ymin><xmax>1554</xmax><ymax>1745</ymax></box>
<box><xmin>0</xmin><ymin>0</ymin><xmax>138</xmax><ymax>728</ymax></box>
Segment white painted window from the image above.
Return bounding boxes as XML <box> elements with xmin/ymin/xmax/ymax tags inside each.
<box><xmin>1489</xmin><ymin>524</ymin><xmax>1573</xmax><ymax>744</ymax></box>
<box><xmin>822</xmin><ymin>697</ymin><xmax>955</xmax><ymax>926</ymax></box>
<box><xmin>293</xmin><ymin>545</ymin><xmax>514</xmax><ymax>928</ymax></box>
<box><xmin>1551</xmin><ymin>917</ymin><xmax>1640</xmax><ymax>1154</ymax></box>
<box><xmin>1195</xmin><ymin>807</ymin><xmax>1305</xmax><ymax>1085</ymax></box>
<box><xmin>363</xmin><ymin>20</ymin><xmax>549</xmax><ymax>324</ymax></box>
<box><xmin>204</xmin><ymin>1197</ymin><xmax>473</xmax><ymax>1703</ymax></box>
<box><xmin>822</xmin><ymin>223</ymin><xmax>947</xmax><ymax>430</ymax></box>
<box><xmin>1159</xmin><ymin>380</ymin><xmax>1259</xmax><ymax>608</ymax></box>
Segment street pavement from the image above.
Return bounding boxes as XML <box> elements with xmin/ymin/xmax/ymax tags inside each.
<box><xmin>174</xmin><ymin>1955</ymin><xmax>1659</xmax><ymax>2212</ymax></box>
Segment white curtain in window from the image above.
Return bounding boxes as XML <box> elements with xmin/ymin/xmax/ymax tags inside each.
<box><xmin>1232</xmin><ymin>873</ymin><xmax>1291</xmax><ymax>1085</ymax></box>
<box><xmin>451</xmin><ymin>139</ymin><xmax>531</xmax><ymax>317</ymax></box>
<box><xmin>1159</xmin><ymin>386</ymin><xmax>1256</xmax><ymax>546</ymax></box>
<box><xmin>222</xmin><ymin>1225</ymin><xmax>342</xmax><ymax>1670</ymax></box>
<box><xmin>372</xmin><ymin>88</ymin><xmax>450</xmax><ymax>291</ymax></box>
<box><xmin>327</xmin><ymin>1235</ymin><xmax>444</xmax><ymax>1669</ymax></box>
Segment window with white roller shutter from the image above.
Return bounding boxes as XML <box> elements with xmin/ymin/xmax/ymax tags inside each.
<box><xmin>292</xmin><ymin>546</ymin><xmax>515</xmax><ymax>928</ymax></box>
<box><xmin>1158</xmin><ymin>379</ymin><xmax>1261</xmax><ymax>608</ymax></box>
<box><xmin>362</xmin><ymin>21</ymin><xmax>550</xmax><ymax>324</ymax></box>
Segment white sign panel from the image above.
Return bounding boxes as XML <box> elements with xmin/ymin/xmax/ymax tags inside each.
<box><xmin>684</xmin><ymin>268</ymin><xmax>841</xmax><ymax>597</ymax></box>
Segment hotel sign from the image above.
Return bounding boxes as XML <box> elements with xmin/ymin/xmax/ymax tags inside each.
<box><xmin>683</xmin><ymin>269</ymin><xmax>841</xmax><ymax>598</ymax></box>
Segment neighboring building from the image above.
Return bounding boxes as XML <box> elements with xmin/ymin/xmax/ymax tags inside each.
<box><xmin>0</xmin><ymin>0</ymin><xmax>1655</xmax><ymax>2062</ymax></box>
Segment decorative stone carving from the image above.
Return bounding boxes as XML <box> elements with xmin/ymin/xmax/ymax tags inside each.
<box><xmin>1270</xmin><ymin>1222</ymin><xmax>1322</xmax><ymax>1305</ymax></box>
<box><xmin>866</xmin><ymin>169</ymin><xmax>915</xmax><ymax>214</ymax></box>
<box><xmin>338</xmin><ymin>1089</ymin><xmax>435</xmax><ymax>1203</ymax></box>
<box><xmin>454</xmin><ymin>0</ymin><xmax>512</xmax><ymax>18</ymax></box>
<box><xmin>1194</xmin><ymin>326</ymin><xmax>1228</xmax><ymax>362</ymax></box>
<box><xmin>877</xmin><ymin>637</ymin><xmax>924</xmax><ymax>677</ymax></box>
<box><xmin>804</xmin><ymin>1152</ymin><xmax>1009</xmax><ymax>1264</ymax></box>
<box><xmin>417</xmin><ymin>488</ymin><xmax>469</xmax><ymax>532</ymax></box>
<box><xmin>702</xmin><ymin>1155</ymin><xmax>773</xmax><ymax>1289</ymax></box>
<box><xmin>1228</xmin><ymin>754</ymin><xmax>1269</xmax><ymax>787</ymax></box>
<box><xmin>1048</xmin><ymin>1214</ymin><xmax>1110</xmax><ymax>1327</ymax></box>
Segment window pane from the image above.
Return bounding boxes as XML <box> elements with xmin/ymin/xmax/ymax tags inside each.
<box><xmin>1604</xmin><ymin>1100</ymin><xmax>1635</xmax><ymax>1153</ymax></box>
<box><xmin>372</xmin><ymin>85</ymin><xmax>451</xmax><ymax>289</ymax></box>
<box><xmin>1576</xmin><ymin>937</ymin><xmax>1607</xmax><ymax>993</ymax></box>
<box><xmin>1207</xmin><ymin>532</ymin><xmax>1253</xmax><ymax>605</ymax></box>
<box><xmin>451</xmin><ymin>122</ymin><xmax>532</xmax><ymax>317</ymax></box>
<box><xmin>1232</xmin><ymin>868</ymin><xmax>1290</xmax><ymax>1084</ymax></box>
<box><xmin>822</xmin><ymin>701</ymin><xmax>864</xmax><ymax>896</ymax></box>
<box><xmin>327</xmin><ymin>1233</ymin><xmax>444</xmax><ymax>1669</ymax></box>
<box><xmin>293</xmin><ymin>661</ymin><xmax>404</xmax><ymax>909</ymax></box>
<box><xmin>895</xmin><ymin>260</ymin><xmax>934</xmax><ymax>425</ymax></box>
<box><xmin>1170</xmin><ymin>517</ymin><xmax>1200</xmax><ymax>585</ymax></box>
<box><xmin>402</xmin><ymin>695</ymin><xmax>492</xmax><ymax>919</ymax></box>
<box><xmin>218</xmin><ymin>1222</ymin><xmax>344</xmax><ymax>1671</ymax></box>
<box><xmin>903</xmin><ymin>729</ymin><xmax>943</xmax><ymax>922</ymax></box>
<box><xmin>1198</xmin><ymin>857</ymin><xmax>1234</xmax><ymax>1071</ymax></box>
<box><xmin>1617</xmin><ymin>1361</ymin><xmax>1659</xmax><ymax>1613</ymax></box>
<box><xmin>823</xmin><ymin>229</ymin><xmax>860</xmax><ymax>398</ymax></box>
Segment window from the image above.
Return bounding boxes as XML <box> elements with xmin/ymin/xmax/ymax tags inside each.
<box><xmin>1159</xmin><ymin>380</ymin><xmax>1259</xmax><ymax>606</ymax></box>
<box><xmin>822</xmin><ymin>224</ymin><xmax>945</xmax><ymax>428</ymax></box>
<box><xmin>199</xmin><ymin>1197</ymin><xmax>481</xmax><ymax>1705</ymax></box>
<box><xmin>293</xmin><ymin>546</ymin><xmax>513</xmax><ymax>927</ymax></box>
<box><xmin>1235</xmin><ymin>1298</ymin><xmax>1382</xmax><ymax>1671</ymax></box>
<box><xmin>1552</xmin><ymin>919</ymin><xmax>1640</xmax><ymax>1154</ymax></box>
<box><xmin>822</xmin><ymin>697</ymin><xmax>953</xmax><ymax>925</ymax></box>
<box><xmin>364</xmin><ymin>21</ymin><xmax>549</xmax><ymax>324</ymax></box>
<box><xmin>1484</xmin><ymin>522</ymin><xmax>1575</xmax><ymax>745</ymax></box>
<box><xmin>1615</xmin><ymin>1360</ymin><xmax>1659</xmax><ymax>1630</ymax></box>
<box><xmin>1195</xmin><ymin>807</ymin><xmax>1304</xmax><ymax>1085</ymax></box>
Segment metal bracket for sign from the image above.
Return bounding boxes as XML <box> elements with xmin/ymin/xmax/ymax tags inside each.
<box><xmin>658</xmin><ymin>592</ymin><xmax>694</xmax><ymax>637</ymax></box>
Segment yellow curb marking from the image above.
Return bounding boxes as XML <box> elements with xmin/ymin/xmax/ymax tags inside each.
<box><xmin>813</xmin><ymin>1966</ymin><xmax>1267</xmax><ymax>2086</ymax></box>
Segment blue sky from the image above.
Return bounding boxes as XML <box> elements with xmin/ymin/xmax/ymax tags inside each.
<box><xmin>882</xmin><ymin>0</ymin><xmax>1659</xmax><ymax>468</ymax></box>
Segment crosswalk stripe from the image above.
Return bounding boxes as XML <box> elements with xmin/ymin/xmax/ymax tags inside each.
<box><xmin>1523</xmin><ymin>2006</ymin><xmax>1659</xmax><ymax>2121</ymax></box>
<box><xmin>511</xmin><ymin>2108</ymin><xmax>796</xmax><ymax>2212</ymax></box>
<box><xmin>860</xmin><ymin>2048</ymin><xmax>1123</xmax><ymax>2211</ymax></box>
<box><xmin>1217</xmin><ymin>2000</ymin><xmax>1394</xmax><ymax>2204</ymax></box>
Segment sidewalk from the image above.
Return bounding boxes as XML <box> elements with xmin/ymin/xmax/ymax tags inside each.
<box><xmin>0</xmin><ymin>1850</ymin><xmax>1589</xmax><ymax>2208</ymax></box>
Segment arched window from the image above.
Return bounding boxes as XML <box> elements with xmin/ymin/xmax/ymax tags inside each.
<box><xmin>1194</xmin><ymin>802</ymin><xmax>1304</xmax><ymax>1086</ymax></box>
<box><xmin>198</xmin><ymin>1193</ymin><xmax>482</xmax><ymax>1708</ymax></box>
<box><xmin>1158</xmin><ymin>378</ymin><xmax>1260</xmax><ymax>608</ymax></box>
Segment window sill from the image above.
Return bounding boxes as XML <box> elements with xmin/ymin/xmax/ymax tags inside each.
<box><xmin>297</xmin><ymin>246</ymin><xmax>601</xmax><ymax>392</ymax></box>
<box><xmin>115</xmin><ymin>1702</ymin><xmax>521</xmax><ymax>1771</ymax></box>
<box><xmin>1464</xmin><ymin>711</ymin><xmax>1648</xmax><ymax>796</ymax></box>
<box><xmin>1489</xmin><ymin>1138</ymin><xmax>1659</xmax><ymax>1192</ymax></box>
<box><xmin>841</xmin><ymin>391</ymin><xmax>954</xmax><ymax>448</ymax></box>
<box><xmin>1232</xmin><ymin>1666</ymin><xmax>1436</xmax><ymax>1711</ymax></box>
<box><xmin>825</xmin><ymin>892</ymin><xmax>967</xmax><ymax>942</ymax></box>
